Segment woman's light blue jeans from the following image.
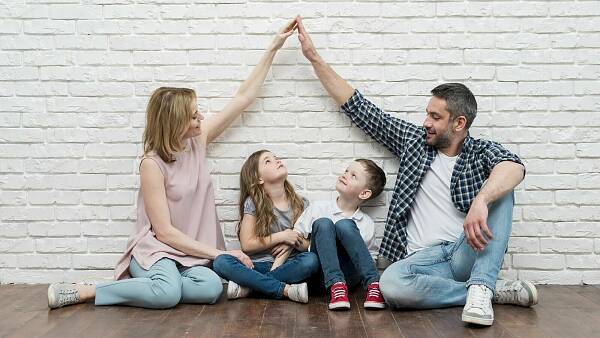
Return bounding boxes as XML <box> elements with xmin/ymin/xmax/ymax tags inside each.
<box><xmin>380</xmin><ymin>192</ymin><xmax>514</xmax><ymax>309</ymax></box>
<box><xmin>95</xmin><ymin>257</ymin><xmax>223</xmax><ymax>309</ymax></box>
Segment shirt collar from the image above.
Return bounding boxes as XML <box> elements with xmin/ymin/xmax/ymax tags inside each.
<box><xmin>332</xmin><ymin>196</ymin><xmax>364</xmax><ymax>221</ymax></box>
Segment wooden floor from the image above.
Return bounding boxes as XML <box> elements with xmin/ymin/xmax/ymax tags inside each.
<box><xmin>1</xmin><ymin>284</ymin><xmax>599</xmax><ymax>338</ymax></box>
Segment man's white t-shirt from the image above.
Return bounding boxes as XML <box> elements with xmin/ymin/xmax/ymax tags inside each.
<box><xmin>406</xmin><ymin>151</ymin><xmax>467</xmax><ymax>255</ymax></box>
<box><xmin>293</xmin><ymin>197</ymin><xmax>378</xmax><ymax>261</ymax></box>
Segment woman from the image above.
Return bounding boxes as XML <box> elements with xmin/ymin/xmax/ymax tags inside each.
<box><xmin>47</xmin><ymin>18</ymin><xmax>298</xmax><ymax>309</ymax></box>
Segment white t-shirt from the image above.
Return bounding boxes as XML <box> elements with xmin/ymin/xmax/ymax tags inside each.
<box><xmin>406</xmin><ymin>151</ymin><xmax>467</xmax><ymax>255</ymax></box>
<box><xmin>293</xmin><ymin>197</ymin><xmax>378</xmax><ymax>260</ymax></box>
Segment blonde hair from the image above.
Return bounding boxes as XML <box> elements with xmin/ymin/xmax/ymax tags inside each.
<box><xmin>238</xmin><ymin>150</ymin><xmax>305</xmax><ymax>239</ymax></box>
<box><xmin>143</xmin><ymin>87</ymin><xmax>196</xmax><ymax>163</ymax></box>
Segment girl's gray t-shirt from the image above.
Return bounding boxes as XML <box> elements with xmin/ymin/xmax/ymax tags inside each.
<box><xmin>243</xmin><ymin>196</ymin><xmax>308</xmax><ymax>262</ymax></box>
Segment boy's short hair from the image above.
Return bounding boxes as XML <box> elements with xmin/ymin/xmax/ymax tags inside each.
<box><xmin>355</xmin><ymin>159</ymin><xmax>386</xmax><ymax>201</ymax></box>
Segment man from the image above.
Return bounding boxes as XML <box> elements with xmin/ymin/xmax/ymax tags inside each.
<box><xmin>295</xmin><ymin>17</ymin><xmax>537</xmax><ymax>326</ymax></box>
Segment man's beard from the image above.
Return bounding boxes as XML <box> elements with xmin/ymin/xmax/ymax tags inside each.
<box><xmin>430</xmin><ymin>127</ymin><xmax>453</xmax><ymax>149</ymax></box>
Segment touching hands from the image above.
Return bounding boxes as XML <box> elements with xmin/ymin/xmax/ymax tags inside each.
<box><xmin>269</xmin><ymin>17</ymin><xmax>298</xmax><ymax>51</ymax></box>
<box><xmin>271</xmin><ymin>243</ymin><xmax>292</xmax><ymax>257</ymax></box>
<box><xmin>463</xmin><ymin>198</ymin><xmax>493</xmax><ymax>251</ymax></box>
<box><xmin>296</xmin><ymin>16</ymin><xmax>320</xmax><ymax>63</ymax></box>
<box><xmin>280</xmin><ymin>228</ymin><xmax>303</xmax><ymax>247</ymax></box>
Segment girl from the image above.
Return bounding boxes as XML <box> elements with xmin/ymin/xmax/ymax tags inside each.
<box><xmin>47</xmin><ymin>19</ymin><xmax>297</xmax><ymax>310</ymax></box>
<box><xmin>212</xmin><ymin>150</ymin><xmax>319</xmax><ymax>303</ymax></box>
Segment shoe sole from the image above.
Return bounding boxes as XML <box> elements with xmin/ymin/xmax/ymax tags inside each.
<box><xmin>329</xmin><ymin>301</ymin><xmax>350</xmax><ymax>310</ymax></box>
<box><xmin>522</xmin><ymin>281</ymin><xmax>538</xmax><ymax>307</ymax></box>
<box><xmin>461</xmin><ymin>313</ymin><xmax>493</xmax><ymax>326</ymax></box>
<box><xmin>47</xmin><ymin>284</ymin><xmax>56</xmax><ymax>309</ymax></box>
<box><xmin>364</xmin><ymin>301</ymin><xmax>386</xmax><ymax>309</ymax></box>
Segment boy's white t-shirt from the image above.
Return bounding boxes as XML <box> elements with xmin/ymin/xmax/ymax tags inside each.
<box><xmin>293</xmin><ymin>197</ymin><xmax>378</xmax><ymax>261</ymax></box>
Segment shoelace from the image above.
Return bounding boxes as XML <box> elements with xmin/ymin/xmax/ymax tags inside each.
<box><xmin>58</xmin><ymin>289</ymin><xmax>80</xmax><ymax>307</ymax></box>
<box><xmin>468</xmin><ymin>285</ymin><xmax>491</xmax><ymax>309</ymax></box>
<box><xmin>494</xmin><ymin>284</ymin><xmax>520</xmax><ymax>303</ymax></box>
<box><xmin>366</xmin><ymin>285</ymin><xmax>381</xmax><ymax>299</ymax></box>
<box><xmin>331</xmin><ymin>285</ymin><xmax>347</xmax><ymax>300</ymax></box>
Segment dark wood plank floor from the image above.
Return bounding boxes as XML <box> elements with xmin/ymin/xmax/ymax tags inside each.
<box><xmin>0</xmin><ymin>284</ymin><xmax>598</xmax><ymax>338</ymax></box>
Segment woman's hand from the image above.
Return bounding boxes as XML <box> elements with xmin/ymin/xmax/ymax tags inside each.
<box><xmin>268</xmin><ymin>17</ymin><xmax>298</xmax><ymax>52</ymax></box>
<box><xmin>217</xmin><ymin>250</ymin><xmax>254</xmax><ymax>269</ymax></box>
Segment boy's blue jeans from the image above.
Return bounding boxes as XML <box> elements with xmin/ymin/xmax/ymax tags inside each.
<box><xmin>311</xmin><ymin>218</ymin><xmax>379</xmax><ymax>290</ymax></box>
<box><xmin>379</xmin><ymin>192</ymin><xmax>514</xmax><ymax>309</ymax></box>
<box><xmin>212</xmin><ymin>251</ymin><xmax>318</xmax><ymax>299</ymax></box>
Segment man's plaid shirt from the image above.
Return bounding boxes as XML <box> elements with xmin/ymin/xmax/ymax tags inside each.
<box><xmin>341</xmin><ymin>90</ymin><xmax>525</xmax><ymax>263</ymax></box>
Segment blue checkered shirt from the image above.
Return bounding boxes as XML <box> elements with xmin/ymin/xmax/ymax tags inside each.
<box><xmin>341</xmin><ymin>90</ymin><xmax>524</xmax><ymax>263</ymax></box>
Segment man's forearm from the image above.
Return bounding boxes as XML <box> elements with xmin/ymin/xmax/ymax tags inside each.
<box><xmin>310</xmin><ymin>56</ymin><xmax>355</xmax><ymax>107</ymax></box>
<box><xmin>475</xmin><ymin>161</ymin><xmax>525</xmax><ymax>205</ymax></box>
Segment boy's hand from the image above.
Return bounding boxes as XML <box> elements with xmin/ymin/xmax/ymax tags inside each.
<box><xmin>271</xmin><ymin>243</ymin><xmax>292</xmax><ymax>257</ymax></box>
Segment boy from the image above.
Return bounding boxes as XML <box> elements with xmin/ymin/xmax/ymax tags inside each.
<box><xmin>280</xmin><ymin>159</ymin><xmax>386</xmax><ymax>310</ymax></box>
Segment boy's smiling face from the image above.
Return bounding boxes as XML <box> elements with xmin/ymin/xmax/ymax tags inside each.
<box><xmin>336</xmin><ymin>161</ymin><xmax>372</xmax><ymax>202</ymax></box>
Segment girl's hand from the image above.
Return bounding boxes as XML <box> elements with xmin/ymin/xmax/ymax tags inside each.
<box><xmin>280</xmin><ymin>229</ymin><xmax>302</xmax><ymax>246</ymax></box>
<box><xmin>217</xmin><ymin>250</ymin><xmax>254</xmax><ymax>269</ymax></box>
<box><xmin>271</xmin><ymin>243</ymin><xmax>292</xmax><ymax>257</ymax></box>
<box><xmin>269</xmin><ymin>17</ymin><xmax>298</xmax><ymax>51</ymax></box>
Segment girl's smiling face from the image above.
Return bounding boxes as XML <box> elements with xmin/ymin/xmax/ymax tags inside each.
<box><xmin>257</xmin><ymin>152</ymin><xmax>288</xmax><ymax>185</ymax></box>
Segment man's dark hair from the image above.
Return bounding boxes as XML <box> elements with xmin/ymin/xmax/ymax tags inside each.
<box><xmin>356</xmin><ymin>159</ymin><xmax>386</xmax><ymax>201</ymax></box>
<box><xmin>431</xmin><ymin>83</ymin><xmax>477</xmax><ymax>129</ymax></box>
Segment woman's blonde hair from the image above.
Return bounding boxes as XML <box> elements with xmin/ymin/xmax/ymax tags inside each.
<box><xmin>238</xmin><ymin>150</ymin><xmax>305</xmax><ymax>239</ymax></box>
<box><xmin>143</xmin><ymin>87</ymin><xmax>196</xmax><ymax>163</ymax></box>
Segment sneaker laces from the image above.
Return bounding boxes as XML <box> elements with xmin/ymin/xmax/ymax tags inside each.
<box><xmin>494</xmin><ymin>283</ymin><xmax>520</xmax><ymax>303</ymax></box>
<box><xmin>468</xmin><ymin>285</ymin><xmax>491</xmax><ymax>310</ymax></box>
<box><xmin>58</xmin><ymin>288</ymin><xmax>80</xmax><ymax>307</ymax></box>
<box><xmin>331</xmin><ymin>283</ymin><xmax>347</xmax><ymax>301</ymax></box>
<box><xmin>366</xmin><ymin>283</ymin><xmax>381</xmax><ymax>299</ymax></box>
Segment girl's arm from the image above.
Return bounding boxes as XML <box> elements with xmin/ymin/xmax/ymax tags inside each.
<box><xmin>199</xmin><ymin>18</ymin><xmax>297</xmax><ymax>146</ymax></box>
<box><xmin>141</xmin><ymin>159</ymin><xmax>253</xmax><ymax>268</ymax></box>
<box><xmin>238</xmin><ymin>213</ymin><xmax>302</xmax><ymax>254</ymax></box>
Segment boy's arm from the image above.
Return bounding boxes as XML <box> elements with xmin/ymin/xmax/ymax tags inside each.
<box><xmin>297</xmin><ymin>17</ymin><xmax>421</xmax><ymax>157</ymax></box>
<box><xmin>270</xmin><ymin>245</ymin><xmax>292</xmax><ymax>271</ymax></box>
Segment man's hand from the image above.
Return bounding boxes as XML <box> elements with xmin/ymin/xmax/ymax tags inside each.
<box><xmin>296</xmin><ymin>16</ymin><xmax>320</xmax><ymax>63</ymax></box>
<box><xmin>463</xmin><ymin>197</ymin><xmax>493</xmax><ymax>251</ymax></box>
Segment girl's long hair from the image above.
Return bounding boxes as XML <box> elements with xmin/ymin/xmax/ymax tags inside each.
<box><xmin>143</xmin><ymin>87</ymin><xmax>196</xmax><ymax>163</ymax></box>
<box><xmin>238</xmin><ymin>150</ymin><xmax>305</xmax><ymax>239</ymax></box>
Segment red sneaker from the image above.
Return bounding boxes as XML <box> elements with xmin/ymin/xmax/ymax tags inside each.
<box><xmin>329</xmin><ymin>282</ymin><xmax>350</xmax><ymax>310</ymax></box>
<box><xmin>364</xmin><ymin>282</ymin><xmax>385</xmax><ymax>309</ymax></box>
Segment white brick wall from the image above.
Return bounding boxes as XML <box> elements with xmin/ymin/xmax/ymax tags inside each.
<box><xmin>0</xmin><ymin>1</ymin><xmax>599</xmax><ymax>285</ymax></box>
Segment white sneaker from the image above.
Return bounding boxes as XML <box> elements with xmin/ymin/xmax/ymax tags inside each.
<box><xmin>226</xmin><ymin>281</ymin><xmax>251</xmax><ymax>300</ymax></box>
<box><xmin>462</xmin><ymin>284</ymin><xmax>494</xmax><ymax>326</ymax></box>
<box><xmin>494</xmin><ymin>280</ymin><xmax>538</xmax><ymax>307</ymax></box>
<box><xmin>48</xmin><ymin>283</ymin><xmax>82</xmax><ymax>309</ymax></box>
<box><xmin>287</xmin><ymin>282</ymin><xmax>308</xmax><ymax>304</ymax></box>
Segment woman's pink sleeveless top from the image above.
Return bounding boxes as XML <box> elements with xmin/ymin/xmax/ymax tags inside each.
<box><xmin>114</xmin><ymin>138</ymin><xmax>225</xmax><ymax>280</ymax></box>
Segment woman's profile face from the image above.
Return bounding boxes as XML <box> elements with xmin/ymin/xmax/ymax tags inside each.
<box><xmin>182</xmin><ymin>98</ymin><xmax>203</xmax><ymax>139</ymax></box>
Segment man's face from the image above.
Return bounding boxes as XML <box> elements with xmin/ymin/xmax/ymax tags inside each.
<box><xmin>423</xmin><ymin>96</ymin><xmax>455</xmax><ymax>149</ymax></box>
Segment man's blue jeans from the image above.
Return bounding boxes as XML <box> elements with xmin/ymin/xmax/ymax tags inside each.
<box><xmin>380</xmin><ymin>192</ymin><xmax>514</xmax><ymax>309</ymax></box>
<box><xmin>213</xmin><ymin>251</ymin><xmax>318</xmax><ymax>299</ymax></box>
<box><xmin>311</xmin><ymin>218</ymin><xmax>379</xmax><ymax>289</ymax></box>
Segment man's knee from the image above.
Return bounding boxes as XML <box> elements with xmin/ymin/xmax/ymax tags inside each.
<box><xmin>380</xmin><ymin>263</ymin><xmax>420</xmax><ymax>308</ymax></box>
